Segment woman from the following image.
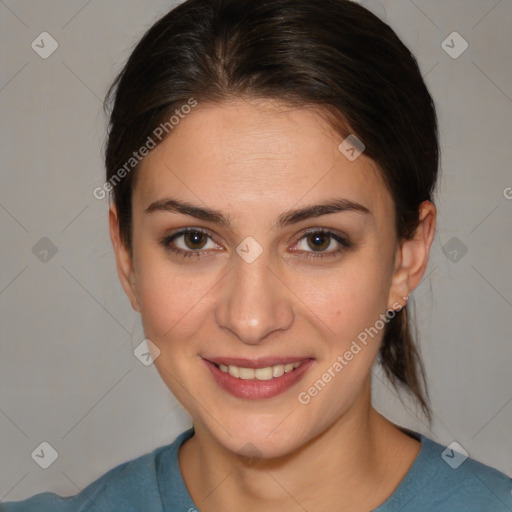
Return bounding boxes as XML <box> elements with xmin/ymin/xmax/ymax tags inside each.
<box><xmin>3</xmin><ymin>0</ymin><xmax>511</xmax><ymax>510</ymax></box>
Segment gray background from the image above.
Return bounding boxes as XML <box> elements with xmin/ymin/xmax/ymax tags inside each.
<box><xmin>1</xmin><ymin>0</ymin><xmax>511</xmax><ymax>502</ymax></box>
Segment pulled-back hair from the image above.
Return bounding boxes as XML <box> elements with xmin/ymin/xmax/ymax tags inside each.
<box><xmin>104</xmin><ymin>0</ymin><xmax>439</xmax><ymax>422</ymax></box>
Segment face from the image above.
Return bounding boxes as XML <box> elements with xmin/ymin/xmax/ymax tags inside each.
<box><xmin>111</xmin><ymin>98</ymin><xmax>421</xmax><ymax>458</ymax></box>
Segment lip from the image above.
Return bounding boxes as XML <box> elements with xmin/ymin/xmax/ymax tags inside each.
<box><xmin>203</xmin><ymin>357</ymin><xmax>315</xmax><ymax>399</ymax></box>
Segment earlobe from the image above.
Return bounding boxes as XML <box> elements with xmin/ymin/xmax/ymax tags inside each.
<box><xmin>388</xmin><ymin>201</ymin><xmax>437</xmax><ymax>310</ymax></box>
<box><xmin>109</xmin><ymin>205</ymin><xmax>140</xmax><ymax>313</ymax></box>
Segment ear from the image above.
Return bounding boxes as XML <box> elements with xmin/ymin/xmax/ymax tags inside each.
<box><xmin>388</xmin><ymin>200</ymin><xmax>437</xmax><ymax>310</ymax></box>
<box><xmin>109</xmin><ymin>204</ymin><xmax>140</xmax><ymax>312</ymax></box>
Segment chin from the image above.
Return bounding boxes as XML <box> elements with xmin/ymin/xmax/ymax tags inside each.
<box><xmin>202</xmin><ymin>413</ymin><xmax>316</xmax><ymax>461</ymax></box>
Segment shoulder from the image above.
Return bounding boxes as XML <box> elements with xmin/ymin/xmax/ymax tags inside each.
<box><xmin>386</xmin><ymin>433</ymin><xmax>512</xmax><ymax>512</ymax></box>
<box><xmin>0</xmin><ymin>429</ymin><xmax>194</xmax><ymax>512</ymax></box>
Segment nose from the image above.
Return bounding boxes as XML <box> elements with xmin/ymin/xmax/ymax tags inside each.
<box><xmin>215</xmin><ymin>254</ymin><xmax>295</xmax><ymax>345</ymax></box>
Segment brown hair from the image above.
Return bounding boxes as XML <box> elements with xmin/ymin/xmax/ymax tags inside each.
<box><xmin>104</xmin><ymin>0</ymin><xmax>438</xmax><ymax>422</ymax></box>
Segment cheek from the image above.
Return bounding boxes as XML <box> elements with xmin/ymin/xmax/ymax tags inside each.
<box><xmin>133</xmin><ymin>242</ymin><xmax>216</xmax><ymax>342</ymax></box>
<box><xmin>294</xmin><ymin>263</ymin><xmax>390</xmax><ymax>416</ymax></box>
<box><xmin>294</xmin><ymin>254</ymin><xmax>391</xmax><ymax>342</ymax></box>
<box><xmin>137</xmin><ymin>269</ymin><xmax>214</xmax><ymax>342</ymax></box>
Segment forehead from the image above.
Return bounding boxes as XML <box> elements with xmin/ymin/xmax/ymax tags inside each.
<box><xmin>134</xmin><ymin>99</ymin><xmax>394</xmax><ymax>226</ymax></box>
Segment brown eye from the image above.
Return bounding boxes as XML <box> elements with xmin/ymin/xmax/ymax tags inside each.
<box><xmin>293</xmin><ymin>229</ymin><xmax>352</xmax><ymax>261</ymax></box>
<box><xmin>306</xmin><ymin>232</ymin><xmax>331</xmax><ymax>251</ymax></box>
<box><xmin>160</xmin><ymin>228</ymin><xmax>219</xmax><ymax>259</ymax></box>
<box><xmin>183</xmin><ymin>231</ymin><xmax>208</xmax><ymax>250</ymax></box>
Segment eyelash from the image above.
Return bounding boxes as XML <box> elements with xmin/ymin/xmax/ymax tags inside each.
<box><xmin>159</xmin><ymin>227</ymin><xmax>352</xmax><ymax>261</ymax></box>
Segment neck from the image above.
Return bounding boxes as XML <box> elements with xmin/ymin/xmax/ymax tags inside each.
<box><xmin>179</xmin><ymin>378</ymin><xmax>420</xmax><ymax>512</ymax></box>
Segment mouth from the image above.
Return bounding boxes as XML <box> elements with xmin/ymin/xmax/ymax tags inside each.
<box><xmin>214</xmin><ymin>360</ymin><xmax>305</xmax><ymax>380</ymax></box>
<box><xmin>203</xmin><ymin>357</ymin><xmax>315</xmax><ymax>399</ymax></box>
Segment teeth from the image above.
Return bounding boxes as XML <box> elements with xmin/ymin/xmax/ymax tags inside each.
<box><xmin>238</xmin><ymin>367</ymin><xmax>254</xmax><ymax>379</ymax></box>
<box><xmin>218</xmin><ymin>361</ymin><xmax>305</xmax><ymax>380</ymax></box>
<box><xmin>228</xmin><ymin>365</ymin><xmax>240</xmax><ymax>378</ymax></box>
<box><xmin>255</xmin><ymin>367</ymin><xmax>273</xmax><ymax>380</ymax></box>
<box><xmin>272</xmin><ymin>365</ymin><xmax>285</xmax><ymax>378</ymax></box>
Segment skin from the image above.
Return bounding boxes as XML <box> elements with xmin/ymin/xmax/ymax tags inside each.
<box><xmin>110</xmin><ymin>98</ymin><xmax>436</xmax><ymax>511</ymax></box>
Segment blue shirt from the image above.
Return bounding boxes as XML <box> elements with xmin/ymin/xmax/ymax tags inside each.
<box><xmin>2</xmin><ymin>428</ymin><xmax>511</xmax><ymax>511</ymax></box>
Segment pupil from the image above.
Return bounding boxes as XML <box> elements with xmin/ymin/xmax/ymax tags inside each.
<box><xmin>308</xmin><ymin>233</ymin><xmax>329</xmax><ymax>251</ymax></box>
<box><xmin>185</xmin><ymin>232</ymin><xmax>206</xmax><ymax>249</ymax></box>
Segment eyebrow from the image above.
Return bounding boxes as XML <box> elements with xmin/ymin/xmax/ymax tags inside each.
<box><xmin>145</xmin><ymin>197</ymin><xmax>371</xmax><ymax>229</ymax></box>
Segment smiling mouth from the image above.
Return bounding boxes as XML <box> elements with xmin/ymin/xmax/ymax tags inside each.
<box><xmin>213</xmin><ymin>360</ymin><xmax>306</xmax><ymax>381</ymax></box>
<box><xmin>204</xmin><ymin>357</ymin><xmax>314</xmax><ymax>399</ymax></box>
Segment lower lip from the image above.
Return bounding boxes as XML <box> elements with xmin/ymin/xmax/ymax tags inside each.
<box><xmin>204</xmin><ymin>358</ymin><xmax>314</xmax><ymax>399</ymax></box>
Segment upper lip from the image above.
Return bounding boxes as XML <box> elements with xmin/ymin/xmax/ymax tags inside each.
<box><xmin>204</xmin><ymin>356</ymin><xmax>313</xmax><ymax>368</ymax></box>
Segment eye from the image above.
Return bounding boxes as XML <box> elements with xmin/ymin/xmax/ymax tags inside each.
<box><xmin>292</xmin><ymin>229</ymin><xmax>351</xmax><ymax>260</ymax></box>
<box><xmin>160</xmin><ymin>227</ymin><xmax>352</xmax><ymax>261</ymax></box>
<box><xmin>160</xmin><ymin>228</ymin><xmax>219</xmax><ymax>258</ymax></box>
